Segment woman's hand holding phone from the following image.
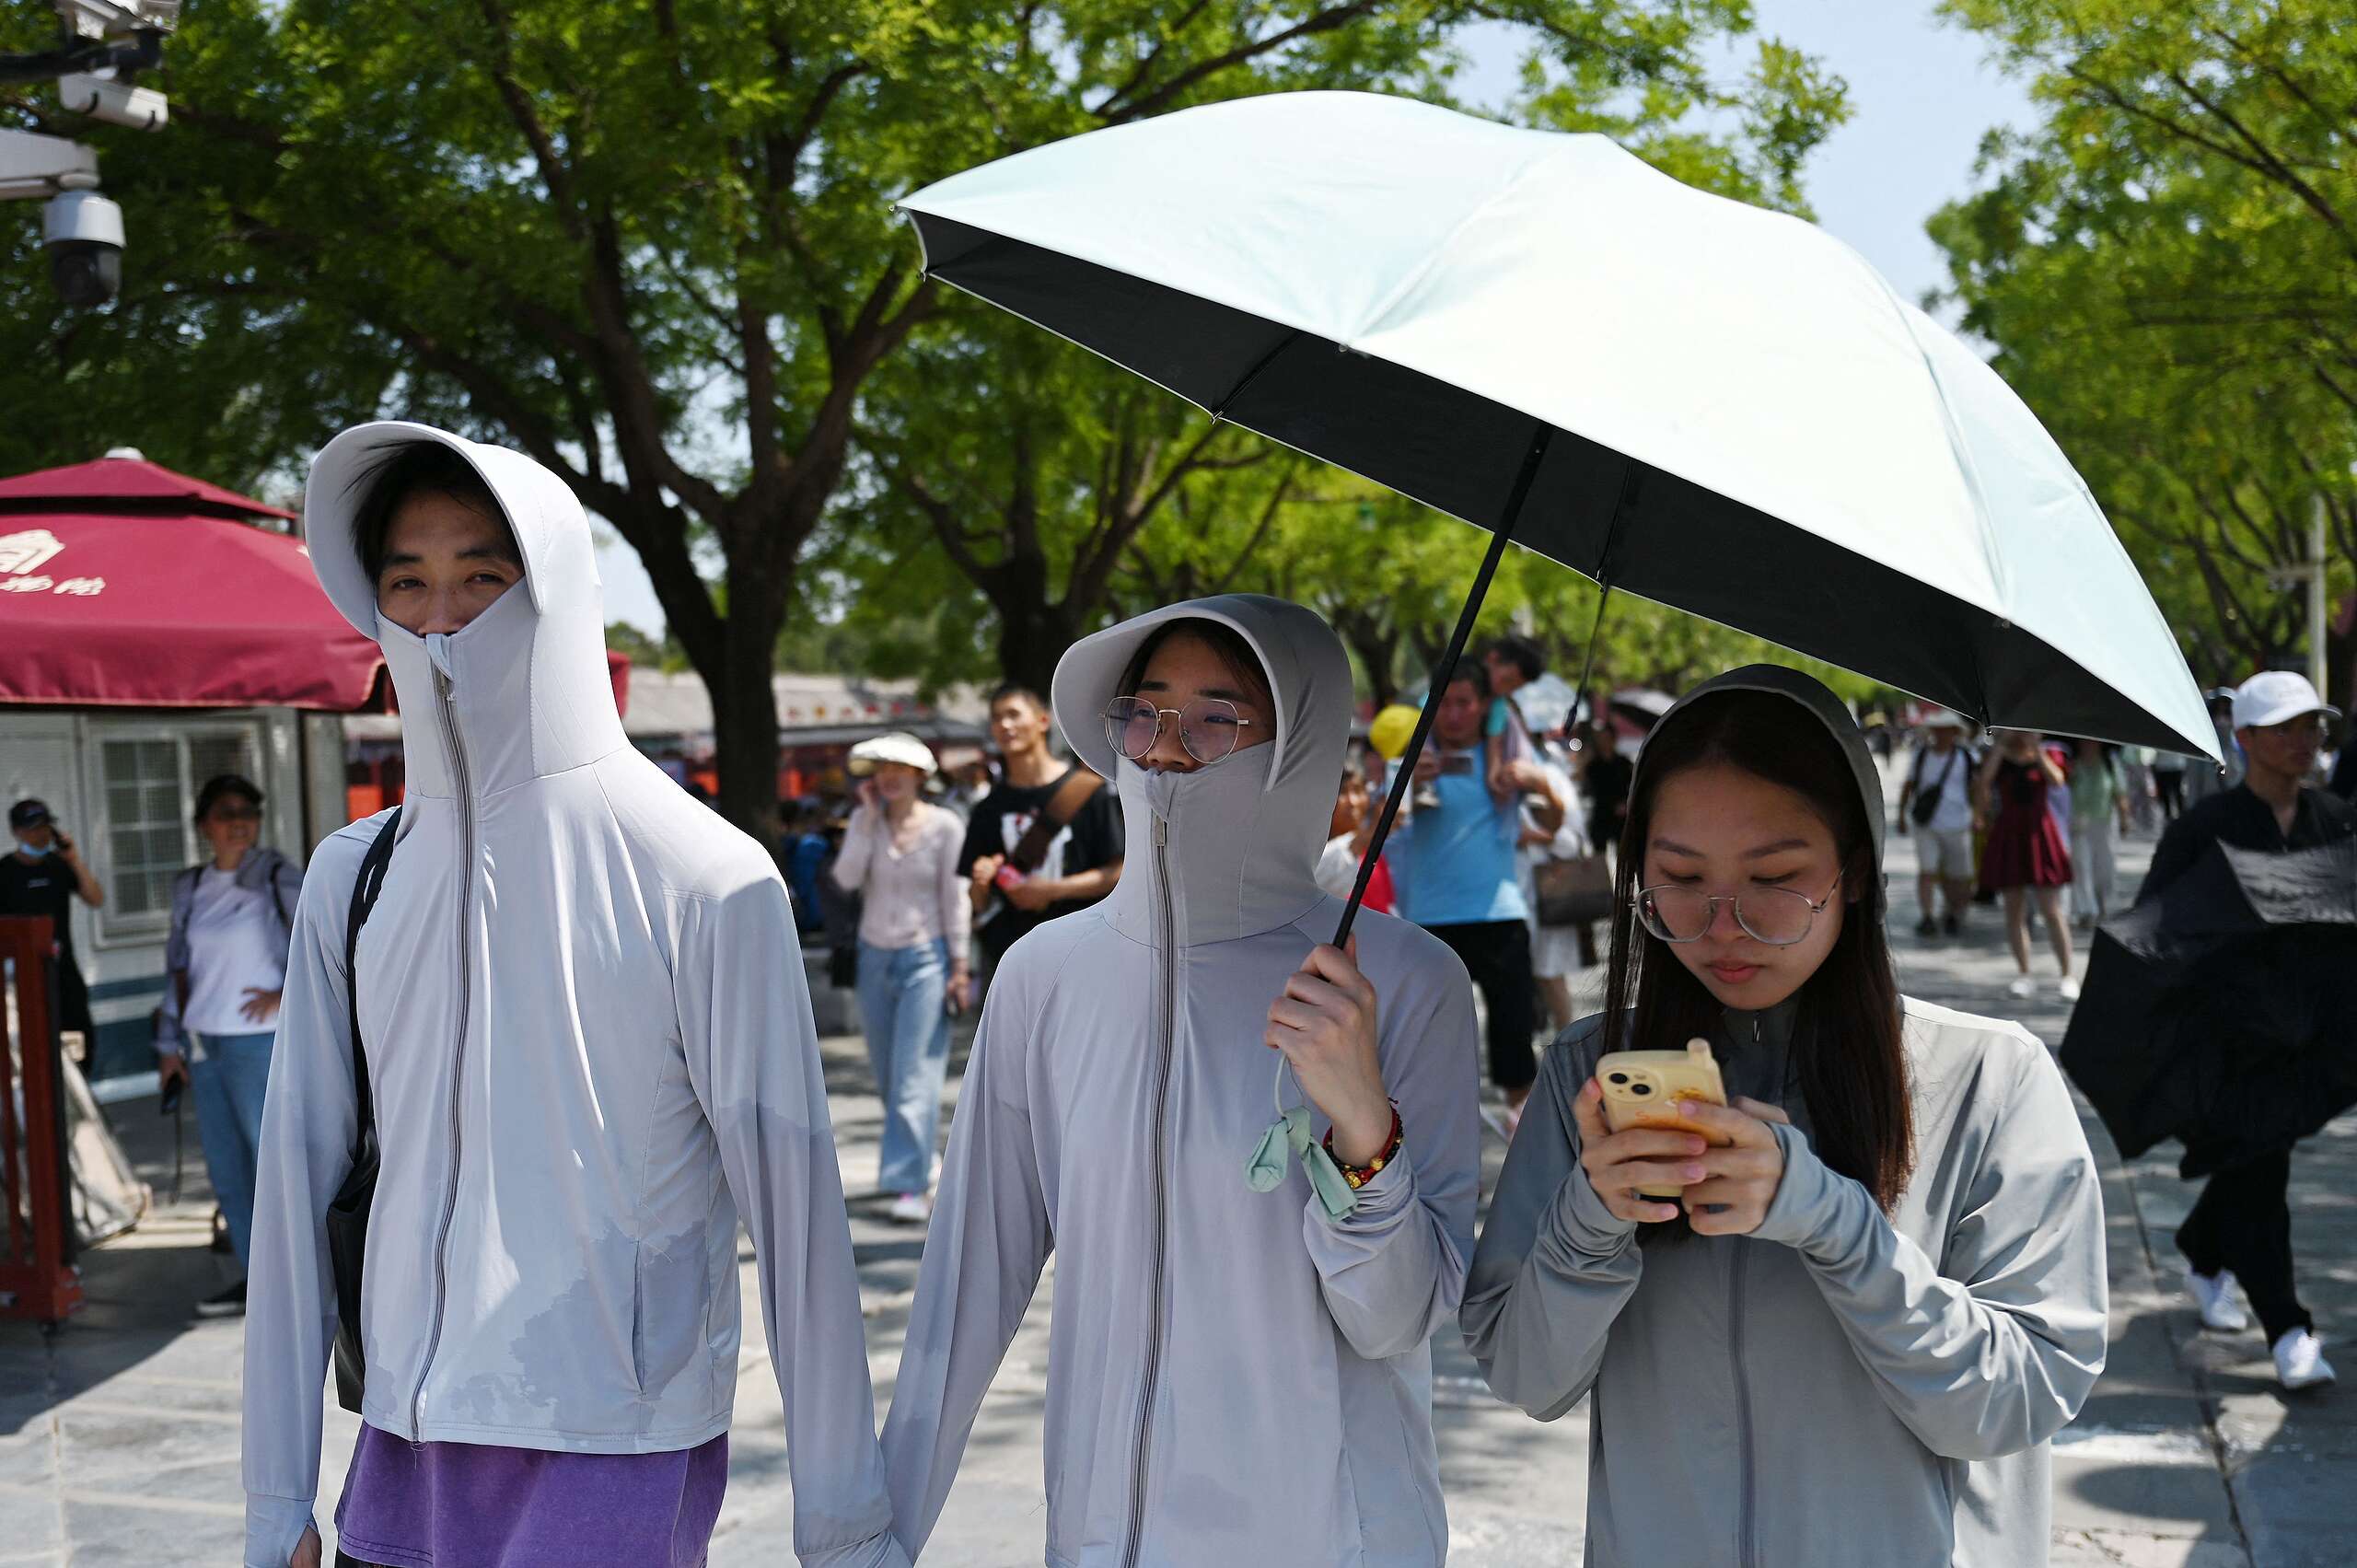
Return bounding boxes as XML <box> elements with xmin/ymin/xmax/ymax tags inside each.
<box><xmin>1572</xmin><ymin>1079</ymin><xmax>1707</xmax><ymax>1224</ymax></box>
<box><xmin>1664</xmin><ymin>1098</ymin><xmax>1790</xmax><ymax>1236</ymax></box>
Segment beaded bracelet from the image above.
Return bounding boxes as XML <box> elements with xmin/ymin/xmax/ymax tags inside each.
<box><xmin>1324</xmin><ymin>1103</ymin><xmax>1405</xmax><ymax>1190</ymax></box>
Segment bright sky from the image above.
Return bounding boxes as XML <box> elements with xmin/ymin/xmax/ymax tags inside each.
<box><xmin>598</xmin><ymin>1</ymin><xmax>2038</xmax><ymax>638</ymax></box>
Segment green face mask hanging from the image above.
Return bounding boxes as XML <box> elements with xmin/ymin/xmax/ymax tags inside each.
<box><xmin>1245</xmin><ymin>1058</ymin><xmax>1358</xmax><ymax>1221</ymax></box>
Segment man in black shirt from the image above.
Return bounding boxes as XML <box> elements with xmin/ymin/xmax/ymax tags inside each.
<box><xmin>958</xmin><ymin>684</ymin><xmax>1125</xmax><ymax>970</ymax></box>
<box><xmin>0</xmin><ymin>798</ymin><xmax>106</xmax><ymax>1040</ymax></box>
<box><xmin>2141</xmin><ymin>671</ymin><xmax>2351</xmax><ymax>1390</ymax></box>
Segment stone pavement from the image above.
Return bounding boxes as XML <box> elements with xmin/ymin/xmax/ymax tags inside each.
<box><xmin>3</xmin><ymin>817</ymin><xmax>2350</xmax><ymax>1564</ymax></box>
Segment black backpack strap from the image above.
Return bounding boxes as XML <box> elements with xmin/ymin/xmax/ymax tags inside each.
<box><xmin>343</xmin><ymin>809</ymin><xmax>401</xmax><ymax>1139</ymax></box>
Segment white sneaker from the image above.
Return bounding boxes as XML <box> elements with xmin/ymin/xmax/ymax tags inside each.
<box><xmin>888</xmin><ymin>1191</ymin><xmax>933</xmax><ymax>1225</ymax></box>
<box><xmin>2184</xmin><ymin>1268</ymin><xmax>2249</xmax><ymax>1332</ymax></box>
<box><xmin>2272</xmin><ymin>1329</ymin><xmax>2337</xmax><ymax>1390</ymax></box>
<box><xmin>2006</xmin><ymin>977</ymin><xmax>2036</xmax><ymax>1000</ymax></box>
<box><xmin>2057</xmin><ymin>976</ymin><xmax>2082</xmax><ymax>1003</ymax></box>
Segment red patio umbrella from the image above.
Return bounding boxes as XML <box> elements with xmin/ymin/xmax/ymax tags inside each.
<box><xmin>0</xmin><ymin>453</ymin><xmax>301</xmax><ymax>520</ymax></box>
<box><xmin>0</xmin><ymin>509</ymin><xmax>388</xmax><ymax>710</ymax></box>
<box><xmin>1</xmin><ymin>453</ymin><xmax>633</xmax><ymax>715</ymax></box>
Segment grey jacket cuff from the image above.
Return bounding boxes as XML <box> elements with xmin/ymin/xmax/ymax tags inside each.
<box><xmin>1548</xmin><ymin>1166</ymin><xmax>1639</xmax><ymax>1261</ymax></box>
<box><xmin>244</xmin><ymin>1494</ymin><xmax>316</xmax><ymax>1567</ymax></box>
<box><xmin>802</xmin><ymin>1527</ymin><xmax>916</xmax><ymax>1568</ymax></box>
<box><xmin>1753</xmin><ymin>1121</ymin><xmax>1856</xmax><ymax>1255</ymax></box>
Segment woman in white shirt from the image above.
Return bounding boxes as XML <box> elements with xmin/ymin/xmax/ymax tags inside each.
<box><xmin>153</xmin><ymin>773</ymin><xmax>305</xmax><ymax>1318</ymax></box>
<box><xmin>833</xmin><ymin>732</ymin><xmax>973</xmax><ymax>1224</ymax></box>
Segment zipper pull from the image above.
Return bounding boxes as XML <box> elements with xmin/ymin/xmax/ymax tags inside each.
<box><xmin>1154</xmin><ymin>816</ymin><xmax>1168</xmax><ymax>849</ymax></box>
<box><xmin>426</xmin><ymin>633</ymin><xmax>456</xmax><ymax>682</ymax></box>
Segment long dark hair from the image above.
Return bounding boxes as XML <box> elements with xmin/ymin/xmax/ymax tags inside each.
<box><xmin>1600</xmin><ymin>689</ymin><xmax>1914</xmax><ymax>1222</ymax></box>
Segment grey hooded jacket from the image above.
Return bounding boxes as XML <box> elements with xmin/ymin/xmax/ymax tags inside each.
<box><xmin>880</xmin><ymin>595</ymin><xmax>1483</xmax><ymax>1566</ymax></box>
<box><xmin>240</xmin><ymin>424</ymin><xmax>904</xmax><ymax>1567</ymax></box>
<box><xmin>1461</xmin><ymin>666</ymin><xmax>2107</xmax><ymax>1568</ymax></box>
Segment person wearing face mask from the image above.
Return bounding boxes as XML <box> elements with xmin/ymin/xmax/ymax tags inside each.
<box><xmin>241</xmin><ymin>425</ymin><xmax>906</xmax><ymax>1568</ymax></box>
<box><xmin>1</xmin><ymin>797</ymin><xmax>105</xmax><ymax>1047</ymax></box>
<box><xmin>880</xmin><ymin>595</ymin><xmax>1481</xmax><ymax>1567</ymax></box>
<box><xmin>1462</xmin><ymin>667</ymin><xmax>2107</xmax><ymax>1568</ymax></box>
<box><xmin>154</xmin><ymin>773</ymin><xmax>306</xmax><ymax>1319</ymax></box>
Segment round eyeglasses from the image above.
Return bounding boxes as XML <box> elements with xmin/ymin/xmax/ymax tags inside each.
<box><xmin>1634</xmin><ymin>875</ymin><xmax>1843</xmax><ymax>947</ymax></box>
<box><xmin>1104</xmin><ymin>695</ymin><xmax>1259</xmax><ymax>766</ymax></box>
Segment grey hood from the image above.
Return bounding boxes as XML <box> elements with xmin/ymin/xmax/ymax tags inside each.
<box><xmin>305</xmin><ymin>421</ymin><xmax>627</xmax><ymax>799</ymax></box>
<box><xmin>1051</xmin><ymin>593</ymin><xmax>1353</xmax><ymax>947</ymax></box>
<box><xmin>1640</xmin><ymin>663</ymin><xmax>1884</xmax><ymax>867</ymax></box>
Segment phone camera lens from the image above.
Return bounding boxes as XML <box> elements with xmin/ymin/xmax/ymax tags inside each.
<box><xmin>1631</xmin><ymin>1083</ymin><xmax>1653</xmax><ymax>1097</ymax></box>
<box><xmin>1607</xmin><ymin>1073</ymin><xmax>1629</xmax><ymax>1085</ymax></box>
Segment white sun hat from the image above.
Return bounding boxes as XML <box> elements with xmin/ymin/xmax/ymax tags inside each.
<box><xmin>848</xmin><ymin>731</ymin><xmax>939</xmax><ymax>776</ymax></box>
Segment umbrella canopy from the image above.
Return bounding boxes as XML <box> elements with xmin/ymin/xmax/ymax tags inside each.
<box><xmin>2061</xmin><ymin>841</ymin><xmax>2357</xmax><ymax>1176</ymax></box>
<box><xmin>899</xmin><ymin>90</ymin><xmax>2215</xmax><ymax>761</ymax></box>
<box><xmin>0</xmin><ymin>509</ymin><xmax>386</xmax><ymax>710</ymax></box>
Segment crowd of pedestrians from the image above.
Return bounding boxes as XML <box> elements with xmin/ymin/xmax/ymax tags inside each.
<box><xmin>8</xmin><ymin>421</ymin><xmax>2332</xmax><ymax>1563</ymax></box>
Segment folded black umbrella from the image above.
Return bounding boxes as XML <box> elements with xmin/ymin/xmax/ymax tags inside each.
<box><xmin>2061</xmin><ymin>840</ymin><xmax>2357</xmax><ymax>1176</ymax></box>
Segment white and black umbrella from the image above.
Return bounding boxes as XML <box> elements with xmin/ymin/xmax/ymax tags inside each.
<box><xmin>899</xmin><ymin>90</ymin><xmax>2215</xmax><ymax>936</ymax></box>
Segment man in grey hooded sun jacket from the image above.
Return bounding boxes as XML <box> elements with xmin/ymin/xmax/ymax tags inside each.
<box><xmin>880</xmin><ymin>595</ymin><xmax>1482</xmax><ymax>1566</ymax></box>
<box><xmin>240</xmin><ymin>423</ymin><xmax>905</xmax><ymax>1566</ymax></box>
<box><xmin>1461</xmin><ymin>667</ymin><xmax>2107</xmax><ymax>1568</ymax></box>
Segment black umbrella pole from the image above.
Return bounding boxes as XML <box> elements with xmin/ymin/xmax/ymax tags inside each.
<box><xmin>1333</xmin><ymin>428</ymin><xmax>1552</xmax><ymax>948</ymax></box>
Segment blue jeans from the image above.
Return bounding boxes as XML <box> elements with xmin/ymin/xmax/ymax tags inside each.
<box><xmin>854</xmin><ymin>940</ymin><xmax>952</xmax><ymax>1196</ymax></box>
<box><xmin>192</xmin><ymin>1030</ymin><xmax>275</xmax><ymax>1269</ymax></box>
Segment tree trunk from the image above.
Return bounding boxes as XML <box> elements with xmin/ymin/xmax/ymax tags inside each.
<box><xmin>993</xmin><ymin>598</ymin><xmax>1077</xmax><ymax>705</ymax></box>
<box><xmin>710</xmin><ymin>581</ymin><xmax>787</xmax><ymax>848</ymax></box>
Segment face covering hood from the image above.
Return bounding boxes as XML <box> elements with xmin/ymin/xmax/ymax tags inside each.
<box><xmin>1638</xmin><ymin>663</ymin><xmax>1886</xmax><ymax>874</ymax></box>
<box><xmin>303</xmin><ymin>422</ymin><xmax>627</xmax><ymax>798</ymax></box>
<box><xmin>1051</xmin><ymin>594</ymin><xmax>1353</xmax><ymax>947</ymax></box>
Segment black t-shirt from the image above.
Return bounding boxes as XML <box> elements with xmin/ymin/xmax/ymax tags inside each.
<box><xmin>2141</xmin><ymin>783</ymin><xmax>2357</xmax><ymax>902</ymax></box>
<box><xmin>958</xmin><ymin>768</ymin><xmax>1127</xmax><ymax>961</ymax></box>
<box><xmin>0</xmin><ymin>852</ymin><xmax>80</xmax><ymax>959</ymax></box>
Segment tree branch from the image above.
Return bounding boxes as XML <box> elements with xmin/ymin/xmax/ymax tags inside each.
<box><xmin>1098</xmin><ymin>2</ymin><xmax>1384</xmax><ymax>124</ymax></box>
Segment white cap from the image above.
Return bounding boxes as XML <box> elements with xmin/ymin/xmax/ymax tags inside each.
<box><xmin>848</xmin><ymin>731</ymin><xmax>939</xmax><ymax>776</ymax></box>
<box><xmin>2232</xmin><ymin>670</ymin><xmax>2340</xmax><ymax>732</ymax></box>
<box><xmin>1922</xmin><ymin>709</ymin><xmax>1971</xmax><ymax>732</ymax></box>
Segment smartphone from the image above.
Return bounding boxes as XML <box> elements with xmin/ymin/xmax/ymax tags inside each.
<box><xmin>158</xmin><ymin>1074</ymin><xmax>182</xmax><ymax>1116</ymax></box>
<box><xmin>1595</xmin><ymin>1040</ymin><xmax>1730</xmax><ymax>1197</ymax></box>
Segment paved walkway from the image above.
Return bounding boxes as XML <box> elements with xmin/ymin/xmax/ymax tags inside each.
<box><xmin>2</xmin><ymin>816</ymin><xmax>2349</xmax><ymax>1564</ymax></box>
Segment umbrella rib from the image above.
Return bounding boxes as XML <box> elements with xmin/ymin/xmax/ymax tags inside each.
<box><xmin>1335</xmin><ymin>424</ymin><xmax>1555</xmax><ymax>947</ymax></box>
<box><xmin>1209</xmin><ymin>329</ymin><xmax>1305</xmax><ymax>422</ymax></box>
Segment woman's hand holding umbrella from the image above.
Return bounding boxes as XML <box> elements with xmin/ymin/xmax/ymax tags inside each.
<box><xmin>1265</xmin><ymin>939</ymin><xmax>1394</xmax><ymax>1166</ymax></box>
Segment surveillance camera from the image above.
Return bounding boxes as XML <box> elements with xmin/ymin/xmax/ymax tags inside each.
<box><xmin>43</xmin><ymin>189</ymin><xmax>122</xmax><ymax>308</ymax></box>
<box><xmin>59</xmin><ymin>73</ymin><xmax>168</xmax><ymax>131</ymax></box>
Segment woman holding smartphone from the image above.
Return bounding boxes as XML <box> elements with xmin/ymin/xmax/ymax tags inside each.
<box><xmin>833</xmin><ymin>731</ymin><xmax>972</xmax><ymax>1225</ymax></box>
<box><xmin>882</xmin><ymin>594</ymin><xmax>1481</xmax><ymax>1566</ymax></box>
<box><xmin>1462</xmin><ymin>666</ymin><xmax>2106</xmax><ymax>1568</ymax></box>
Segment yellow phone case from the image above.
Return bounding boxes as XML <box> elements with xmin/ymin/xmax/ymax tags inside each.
<box><xmin>1595</xmin><ymin>1039</ymin><xmax>1730</xmax><ymax>1198</ymax></box>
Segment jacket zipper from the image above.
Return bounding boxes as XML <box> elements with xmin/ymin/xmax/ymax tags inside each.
<box><xmin>411</xmin><ymin>662</ymin><xmax>476</xmax><ymax>1435</ymax></box>
<box><xmin>1729</xmin><ymin>1015</ymin><xmax>1760</xmax><ymax>1568</ymax></box>
<box><xmin>1120</xmin><ymin>814</ymin><xmax>1177</xmax><ymax>1568</ymax></box>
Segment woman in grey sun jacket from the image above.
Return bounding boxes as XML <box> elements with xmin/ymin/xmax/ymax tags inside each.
<box><xmin>1462</xmin><ymin>667</ymin><xmax>2107</xmax><ymax>1568</ymax></box>
<box><xmin>882</xmin><ymin>594</ymin><xmax>1482</xmax><ymax>1566</ymax></box>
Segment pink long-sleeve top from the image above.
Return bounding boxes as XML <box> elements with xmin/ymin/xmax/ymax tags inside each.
<box><xmin>830</xmin><ymin>801</ymin><xmax>971</xmax><ymax>968</ymax></box>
